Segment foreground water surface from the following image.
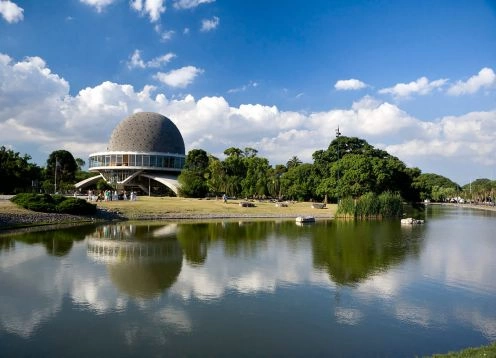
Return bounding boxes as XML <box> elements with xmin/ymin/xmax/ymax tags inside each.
<box><xmin>1</xmin><ymin>205</ymin><xmax>495</xmax><ymax>357</ymax></box>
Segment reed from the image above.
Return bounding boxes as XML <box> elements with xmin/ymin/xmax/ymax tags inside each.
<box><xmin>336</xmin><ymin>192</ymin><xmax>403</xmax><ymax>219</ymax></box>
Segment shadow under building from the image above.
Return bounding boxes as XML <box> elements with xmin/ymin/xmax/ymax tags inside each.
<box><xmin>75</xmin><ymin>112</ymin><xmax>185</xmax><ymax>195</ymax></box>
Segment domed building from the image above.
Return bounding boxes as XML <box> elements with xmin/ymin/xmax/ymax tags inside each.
<box><xmin>75</xmin><ymin>112</ymin><xmax>185</xmax><ymax>195</ymax></box>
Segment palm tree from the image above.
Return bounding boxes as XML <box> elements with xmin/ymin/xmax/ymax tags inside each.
<box><xmin>286</xmin><ymin>156</ymin><xmax>302</xmax><ymax>169</ymax></box>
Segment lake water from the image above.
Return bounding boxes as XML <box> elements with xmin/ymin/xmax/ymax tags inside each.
<box><xmin>1</xmin><ymin>205</ymin><xmax>495</xmax><ymax>357</ymax></box>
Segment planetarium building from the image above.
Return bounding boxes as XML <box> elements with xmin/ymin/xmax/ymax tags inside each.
<box><xmin>76</xmin><ymin>112</ymin><xmax>185</xmax><ymax>195</ymax></box>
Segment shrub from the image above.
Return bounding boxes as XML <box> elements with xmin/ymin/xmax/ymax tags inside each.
<box><xmin>11</xmin><ymin>193</ymin><xmax>96</xmax><ymax>215</ymax></box>
<box><xmin>55</xmin><ymin>197</ymin><xmax>96</xmax><ymax>214</ymax></box>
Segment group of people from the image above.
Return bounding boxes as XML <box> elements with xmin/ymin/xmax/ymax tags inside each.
<box><xmin>87</xmin><ymin>189</ymin><xmax>137</xmax><ymax>202</ymax></box>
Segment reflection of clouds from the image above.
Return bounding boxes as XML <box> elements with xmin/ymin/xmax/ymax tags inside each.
<box><xmin>455</xmin><ymin>307</ymin><xmax>496</xmax><ymax>340</ymax></box>
<box><xmin>172</xmin><ymin>239</ymin><xmax>332</xmax><ymax>300</ymax></box>
<box><xmin>395</xmin><ymin>304</ymin><xmax>432</xmax><ymax>327</ymax></box>
<box><xmin>335</xmin><ymin>307</ymin><xmax>363</xmax><ymax>325</ymax></box>
<box><xmin>155</xmin><ymin>306</ymin><xmax>192</xmax><ymax>332</ymax></box>
<box><xmin>0</xmin><ymin>245</ymin><xmax>66</xmax><ymax>338</ymax></box>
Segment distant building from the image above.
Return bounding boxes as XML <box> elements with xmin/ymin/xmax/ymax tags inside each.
<box><xmin>75</xmin><ymin>112</ymin><xmax>185</xmax><ymax>195</ymax></box>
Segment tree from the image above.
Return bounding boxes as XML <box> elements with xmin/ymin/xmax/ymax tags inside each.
<box><xmin>0</xmin><ymin>146</ymin><xmax>41</xmax><ymax>194</ymax></box>
<box><xmin>206</xmin><ymin>155</ymin><xmax>225</xmax><ymax>195</ymax></box>
<box><xmin>178</xmin><ymin>149</ymin><xmax>210</xmax><ymax>197</ymax></box>
<box><xmin>286</xmin><ymin>156</ymin><xmax>302</xmax><ymax>169</ymax></box>
<box><xmin>412</xmin><ymin>173</ymin><xmax>460</xmax><ymax>201</ymax></box>
<box><xmin>75</xmin><ymin>158</ymin><xmax>86</xmax><ymax>171</ymax></box>
<box><xmin>280</xmin><ymin>163</ymin><xmax>316</xmax><ymax>201</ymax></box>
<box><xmin>241</xmin><ymin>156</ymin><xmax>270</xmax><ymax>197</ymax></box>
<box><xmin>46</xmin><ymin>150</ymin><xmax>78</xmax><ymax>192</ymax></box>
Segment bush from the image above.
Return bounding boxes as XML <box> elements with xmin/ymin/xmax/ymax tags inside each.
<box><xmin>11</xmin><ymin>193</ymin><xmax>96</xmax><ymax>215</ymax></box>
<box><xmin>55</xmin><ymin>197</ymin><xmax>96</xmax><ymax>214</ymax></box>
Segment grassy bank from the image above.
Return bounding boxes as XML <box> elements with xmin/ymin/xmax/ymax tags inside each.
<box><xmin>94</xmin><ymin>196</ymin><xmax>336</xmax><ymax>219</ymax></box>
<box><xmin>0</xmin><ymin>196</ymin><xmax>336</xmax><ymax>230</ymax></box>
<box><xmin>429</xmin><ymin>341</ymin><xmax>496</xmax><ymax>357</ymax></box>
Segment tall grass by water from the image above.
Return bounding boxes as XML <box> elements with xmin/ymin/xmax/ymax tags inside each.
<box><xmin>336</xmin><ymin>192</ymin><xmax>403</xmax><ymax>219</ymax></box>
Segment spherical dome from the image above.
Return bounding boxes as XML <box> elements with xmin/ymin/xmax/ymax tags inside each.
<box><xmin>108</xmin><ymin>112</ymin><xmax>185</xmax><ymax>154</ymax></box>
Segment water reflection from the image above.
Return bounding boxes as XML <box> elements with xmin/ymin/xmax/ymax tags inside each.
<box><xmin>86</xmin><ymin>224</ymin><xmax>183</xmax><ymax>298</ymax></box>
<box><xmin>311</xmin><ymin>220</ymin><xmax>423</xmax><ymax>285</ymax></box>
<box><xmin>1</xmin><ymin>209</ymin><xmax>495</xmax><ymax>356</ymax></box>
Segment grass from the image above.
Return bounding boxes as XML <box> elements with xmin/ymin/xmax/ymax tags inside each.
<box><xmin>428</xmin><ymin>342</ymin><xmax>496</xmax><ymax>357</ymax></box>
<box><xmin>92</xmin><ymin>196</ymin><xmax>336</xmax><ymax>219</ymax></box>
<box><xmin>1</xmin><ymin>196</ymin><xmax>336</xmax><ymax>220</ymax></box>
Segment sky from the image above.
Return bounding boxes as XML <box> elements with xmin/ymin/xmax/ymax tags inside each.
<box><xmin>0</xmin><ymin>0</ymin><xmax>495</xmax><ymax>185</ymax></box>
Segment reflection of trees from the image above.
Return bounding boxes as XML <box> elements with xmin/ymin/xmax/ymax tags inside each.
<box><xmin>10</xmin><ymin>225</ymin><xmax>94</xmax><ymax>256</ymax></box>
<box><xmin>87</xmin><ymin>224</ymin><xmax>182</xmax><ymax>299</ymax></box>
<box><xmin>312</xmin><ymin>220</ymin><xmax>423</xmax><ymax>285</ymax></box>
<box><xmin>176</xmin><ymin>223</ymin><xmax>210</xmax><ymax>265</ymax></box>
<box><xmin>0</xmin><ymin>237</ymin><xmax>15</xmax><ymax>252</ymax></box>
<box><xmin>178</xmin><ymin>221</ymin><xmax>282</xmax><ymax>258</ymax></box>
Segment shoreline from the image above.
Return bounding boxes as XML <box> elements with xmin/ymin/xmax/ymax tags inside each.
<box><xmin>1</xmin><ymin>197</ymin><xmax>494</xmax><ymax>232</ymax></box>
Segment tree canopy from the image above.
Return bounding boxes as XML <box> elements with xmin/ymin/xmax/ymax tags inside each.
<box><xmin>0</xmin><ymin>146</ymin><xmax>41</xmax><ymax>194</ymax></box>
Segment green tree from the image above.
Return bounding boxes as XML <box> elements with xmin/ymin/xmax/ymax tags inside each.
<box><xmin>75</xmin><ymin>158</ymin><xmax>86</xmax><ymax>171</ymax></box>
<box><xmin>0</xmin><ymin>146</ymin><xmax>42</xmax><ymax>194</ymax></box>
<box><xmin>46</xmin><ymin>150</ymin><xmax>79</xmax><ymax>192</ymax></box>
<box><xmin>286</xmin><ymin>156</ymin><xmax>302</xmax><ymax>169</ymax></box>
<box><xmin>206</xmin><ymin>155</ymin><xmax>225</xmax><ymax>195</ymax></box>
<box><xmin>241</xmin><ymin>156</ymin><xmax>270</xmax><ymax>197</ymax></box>
<box><xmin>412</xmin><ymin>173</ymin><xmax>460</xmax><ymax>201</ymax></box>
<box><xmin>178</xmin><ymin>149</ymin><xmax>209</xmax><ymax>197</ymax></box>
<box><xmin>222</xmin><ymin>147</ymin><xmax>246</xmax><ymax>197</ymax></box>
<box><xmin>280</xmin><ymin>163</ymin><xmax>316</xmax><ymax>201</ymax></box>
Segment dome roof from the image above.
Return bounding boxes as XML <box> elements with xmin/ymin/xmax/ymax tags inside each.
<box><xmin>107</xmin><ymin>112</ymin><xmax>185</xmax><ymax>154</ymax></box>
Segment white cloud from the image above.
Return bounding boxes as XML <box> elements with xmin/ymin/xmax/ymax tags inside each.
<box><xmin>173</xmin><ymin>0</ymin><xmax>215</xmax><ymax>10</ymax></box>
<box><xmin>379</xmin><ymin>77</ymin><xmax>448</xmax><ymax>99</ymax></box>
<box><xmin>154</xmin><ymin>66</ymin><xmax>203</xmax><ymax>88</ymax></box>
<box><xmin>79</xmin><ymin>0</ymin><xmax>115</xmax><ymax>13</ymax></box>
<box><xmin>154</xmin><ymin>24</ymin><xmax>175</xmax><ymax>41</ymax></box>
<box><xmin>0</xmin><ymin>0</ymin><xmax>23</xmax><ymax>23</ymax></box>
<box><xmin>227</xmin><ymin>81</ymin><xmax>258</xmax><ymax>93</ymax></box>
<box><xmin>1</xmin><ymin>53</ymin><xmax>495</xmax><ymax>184</ymax></box>
<box><xmin>447</xmin><ymin>67</ymin><xmax>496</xmax><ymax>96</ymax></box>
<box><xmin>334</xmin><ymin>78</ymin><xmax>367</xmax><ymax>91</ymax></box>
<box><xmin>200</xmin><ymin>16</ymin><xmax>219</xmax><ymax>32</ymax></box>
<box><xmin>130</xmin><ymin>0</ymin><xmax>165</xmax><ymax>22</ymax></box>
<box><xmin>127</xmin><ymin>50</ymin><xmax>176</xmax><ymax>69</ymax></box>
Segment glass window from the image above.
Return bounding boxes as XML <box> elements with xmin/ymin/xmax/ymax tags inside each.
<box><xmin>129</xmin><ymin>154</ymin><xmax>135</xmax><ymax>166</ymax></box>
<box><xmin>143</xmin><ymin>155</ymin><xmax>150</xmax><ymax>167</ymax></box>
<box><xmin>150</xmin><ymin>155</ymin><xmax>157</xmax><ymax>167</ymax></box>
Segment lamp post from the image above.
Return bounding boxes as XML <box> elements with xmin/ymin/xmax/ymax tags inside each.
<box><xmin>335</xmin><ymin>126</ymin><xmax>341</xmax><ymax>202</ymax></box>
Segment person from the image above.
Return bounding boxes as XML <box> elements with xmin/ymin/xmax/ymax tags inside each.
<box><xmin>222</xmin><ymin>193</ymin><xmax>227</xmax><ymax>203</ymax></box>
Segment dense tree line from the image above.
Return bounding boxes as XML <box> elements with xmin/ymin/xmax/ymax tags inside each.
<box><xmin>178</xmin><ymin>136</ymin><xmax>490</xmax><ymax>203</ymax></box>
<box><xmin>0</xmin><ymin>146</ymin><xmax>88</xmax><ymax>194</ymax></box>
<box><xmin>2</xmin><ymin>138</ymin><xmax>495</xmax><ymax>204</ymax></box>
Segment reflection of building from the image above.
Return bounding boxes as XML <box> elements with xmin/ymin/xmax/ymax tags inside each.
<box><xmin>75</xmin><ymin>112</ymin><xmax>185</xmax><ymax>195</ymax></box>
<box><xmin>87</xmin><ymin>224</ymin><xmax>183</xmax><ymax>298</ymax></box>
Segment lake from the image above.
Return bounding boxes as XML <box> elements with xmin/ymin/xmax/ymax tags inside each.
<box><xmin>1</xmin><ymin>205</ymin><xmax>495</xmax><ymax>357</ymax></box>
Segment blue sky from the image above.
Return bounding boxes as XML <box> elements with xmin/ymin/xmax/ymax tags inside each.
<box><xmin>1</xmin><ymin>0</ymin><xmax>495</xmax><ymax>185</ymax></box>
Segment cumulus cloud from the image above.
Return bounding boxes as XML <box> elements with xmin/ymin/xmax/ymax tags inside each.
<box><xmin>2</xmin><ymin>53</ymin><xmax>495</xmax><ymax>183</ymax></box>
<box><xmin>0</xmin><ymin>0</ymin><xmax>24</xmax><ymax>23</ymax></box>
<box><xmin>447</xmin><ymin>67</ymin><xmax>496</xmax><ymax>96</ymax></box>
<box><xmin>127</xmin><ymin>50</ymin><xmax>176</xmax><ymax>69</ymax></box>
<box><xmin>200</xmin><ymin>16</ymin><xmax>219</xmax><ymax>32</ymax></box>
<box><xmin>154</xmin><ymin>66</ymin><xmax>204</xmax><ymax>88</ymax></box>
<box><xmin>334</xmin><ymin>78</ymin><xmax>367</xmax><ymax>91</ymax></box>
<box><xmin>379</xmin><ymin>77</ymin><xmax>447</xmax><ymax>99</ymax></box>
<box><xmin>79</xmin><ymin>0</ymin><xmax>115</xmax><ymax>13</ymax></box>
<box><xmin>130</xmin><ymin>0</ymin><xmax>165</xmax><ymax>22</ymax></box>
<box><xmin>173</xmin><ymin>0</ymin><xmax>215</xmax><ymax>10</ymax></box>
